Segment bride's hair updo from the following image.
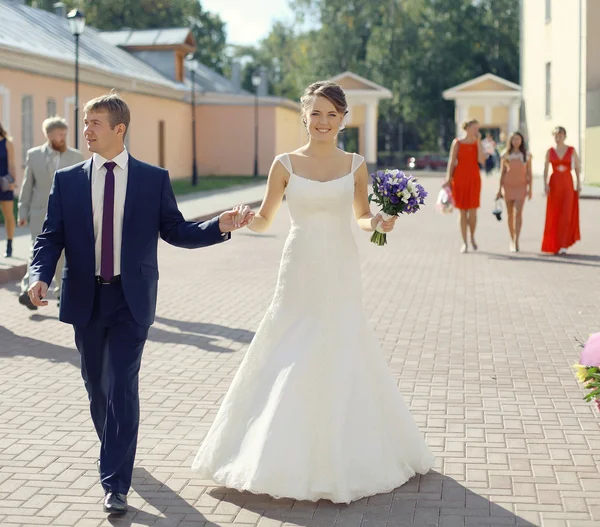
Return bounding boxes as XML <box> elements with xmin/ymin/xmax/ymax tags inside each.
<box><xmin>300</xmin><ymin>81</ymin><xmax>348</xmax><ymax>123</ymax></box>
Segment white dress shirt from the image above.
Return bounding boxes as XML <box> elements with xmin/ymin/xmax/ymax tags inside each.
<box><xmin>91</xmin><ymin>148</ymin><xmax>129</xmax><ymax>276</ymax></box>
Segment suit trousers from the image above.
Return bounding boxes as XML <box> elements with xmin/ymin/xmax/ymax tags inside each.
<box><xmin>74</xmin><ymin>281</ymin><xmax>148</xmax><ymax>495</ymax></box>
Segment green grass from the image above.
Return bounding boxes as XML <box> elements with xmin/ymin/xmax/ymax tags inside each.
<box><xmin>171</xmin><ymin>176</ymin><xmax>267</xmax><ymax>196</ymax></box>
<box><xmin>0</xmin><ymin>176</ymin><xmax>266</xmax><ymax>224</ymax></box>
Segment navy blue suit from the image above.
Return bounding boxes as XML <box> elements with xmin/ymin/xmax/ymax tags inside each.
<box><xmin>29</xmin><ymin>155</ymin><xmax>229</xmax><ymax>494</ymax></box>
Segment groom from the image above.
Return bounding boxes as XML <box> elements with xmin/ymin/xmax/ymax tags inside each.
<box><xmin>28</xmin><ymin>93</ymin><xmax>253</xmax><ymax>514</ymax></box>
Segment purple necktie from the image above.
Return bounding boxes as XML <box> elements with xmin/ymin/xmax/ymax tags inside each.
<box><xmin>100</xmin><ymin>161</ymin><xmax>117</xmax><ymax>281</ymax></box>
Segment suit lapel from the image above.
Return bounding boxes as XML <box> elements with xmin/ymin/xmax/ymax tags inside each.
<box><xmin>122</xmin><ymin>155</ymin><xmax>139</xmax><ymax>241</ymax></box>
<box><xmin>82</xmin><ymin>158</ymin><xmax>94</xmax><ymax>243</ymax></box>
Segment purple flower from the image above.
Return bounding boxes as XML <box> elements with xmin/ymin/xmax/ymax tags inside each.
<box><xmin>390</xmin><ymin>195</ymin><xmax>400</xmax><ymax>204</ymax></box>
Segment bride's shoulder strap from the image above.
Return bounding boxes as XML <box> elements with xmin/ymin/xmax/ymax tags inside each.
<box><xmin>275</xmin><ymin>153</ymin><xmax>293</xmax><ymax>174</ymax></box>
<box><xmin>351</xmin><ymin>153</ymin><xmax>365</xmax><ymax>173</ymax></box>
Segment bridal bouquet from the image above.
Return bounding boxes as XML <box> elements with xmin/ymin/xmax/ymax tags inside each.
<box><xmin>572</xmin><ymin>333</ymin><xmax>600</xmax><ymax>412</ymax></box>
<box><xmin>369</xmin><ymin>169</ymin><xmax>427</xmax><ymax>246</ymax></box>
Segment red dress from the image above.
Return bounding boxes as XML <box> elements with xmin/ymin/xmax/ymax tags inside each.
<box><xmin>541</xmin><ymin>147</ymin><xmax>580</xmax><ymax>253</ymax></box>
<box><xmin>451</xmin><ymin>141</ymin><xmax>481</xmax><ymax>210</ymax></box>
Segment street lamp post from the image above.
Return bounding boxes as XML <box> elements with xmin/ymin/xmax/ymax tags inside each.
<box><xmin>251</xmin><ymin>70</ymin><xmax>262</xmax><ymax>178</ymax></box>
<box><xmin>67</xmin><ymin>9</ymin><xmax>85</xmax><ymax>150</ymax></box>
<box><xmin>187</xmin><ymin>55</ymin><xmax>199</xmax><ymax>186</ymax></box>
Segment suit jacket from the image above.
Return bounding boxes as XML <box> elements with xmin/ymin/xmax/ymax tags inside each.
<box><xmin>18</xmin><ymin>144</ymin><xmax>84</xmax><ymax>232</ymax></box>
<box><xmin>29</xmin><ymin>155</ymin><xmax>229</xmax><ymax>327</ymax></box>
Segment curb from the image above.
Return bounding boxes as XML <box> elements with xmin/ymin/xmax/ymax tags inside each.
<box><xmin>0</xmin><ymin>199</ymin><xmax>265</xmax><ymax>287</ymax></box>
<box><xmin>0</xmin><ymin>262</ymin><xmax>26</xmax><ymax>286</ymax></box>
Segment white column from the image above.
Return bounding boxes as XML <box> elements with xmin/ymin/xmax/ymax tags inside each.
<box><xmin>456</xmin><ymin>102</ymin><xmax>470</xmax><ymax>137</ymax></box>
<box><xmin>508</xmin><ymin>101</ymin><xmax>520</xmax><ymax>134</ymax></box>
<box><xmin>365</xmin><ymin>101</ymin><xmax>378</xmax><ymax>165</ymax></box>
<box><xmin>0</xmin><ymin>85</ymin><xmax>11</xmax><ymax>133</ymax></box>
<box><xmin>484</xmin><ymin>104</ymin><xmax>492</xmax><ymax>125</ymax></box>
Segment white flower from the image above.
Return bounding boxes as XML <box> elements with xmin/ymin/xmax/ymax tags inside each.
<box><xmin>401</xmin><ymin>189</ymin><xmax>411</xmax><ymax>203</ymax></box>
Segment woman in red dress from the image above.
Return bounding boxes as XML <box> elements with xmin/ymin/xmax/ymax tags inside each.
<box><xmin>443</xmin><ymin>119</ymin><xmax>485</xmax><ymax>253</ymax></box>
<box><xmin>541</xmin><ymin>126</ymin><xmax>581</xmax><ymax>255</ymax></box>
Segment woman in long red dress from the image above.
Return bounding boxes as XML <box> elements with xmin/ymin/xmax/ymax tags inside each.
<box><xmin>541</xmin><ymin>126</ymin><xmax>581</xmax><ymax>254</ymax></box>
<box><xmin>444</xmin><ymin>119</ymin><xmax>485</xmax><ymax>253</ymax></box>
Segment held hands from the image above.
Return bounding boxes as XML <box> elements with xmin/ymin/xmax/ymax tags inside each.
<box><xmin>18</xmin><ymin>219</ymin><xmax>27</xmax><ymax>227</ymax></box>
<box><xmin>28</xmin><ymin>281</ymin><xmax>49</xmax><ymax>307</ymax></box>
<box><xmin>371</xmin><ymin>213</ymin><xmax>397</xmax><ymax>233</ymax></box>
<box><xmin>219</xmin><ymin>204</ymin><xmax>255</xmax><ymax>233</ymax></box>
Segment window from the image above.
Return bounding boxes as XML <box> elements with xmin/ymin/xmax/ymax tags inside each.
<box><xmin>47</xmin><ymin>97</ymin><xmax>57</xmax><ymax>117</ymax></box>
<box><xmin>545</xmin><ymin>0</ymin><xmax>551</xmax><ymax>22</ymax></box>
<box><xmin>545</xmin><ymin>62</ymin><xmax>552</xmax><ymax>118</ymax></box>
<box><xmin>21</xmin><ymin>95</ymin><xmax>33</xmax><ymax>165</ymax></box>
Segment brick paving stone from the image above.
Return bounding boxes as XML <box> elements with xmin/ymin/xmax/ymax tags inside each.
<box><xmin>1</xmin><ymin>176</ymin><xmax>599</xmax><ymax>526</ymax></box>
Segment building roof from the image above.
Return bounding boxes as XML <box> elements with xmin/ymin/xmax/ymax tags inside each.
<box><xmin>100</xmin><ymin>28</ymin><xmax>194</xmax><ymax>48</ymax></box>
<box><xmin>0</xmin><ymin>0</ymin><xmax>182</xmax><ymax>90</ymax></box>
<box><xmin>0</xmin><ymin>0</ymin><xmax>276</xmax><ymax>102</ymax></box>
<box><xmin>443</xmin><ymin>73</ymin><xmax>521</xmax><ymax>100</ymax></box>
<box><xmin>186</xmin><ymin>60</ymin><xmax>250</xmax><ymax>96</ymax></box>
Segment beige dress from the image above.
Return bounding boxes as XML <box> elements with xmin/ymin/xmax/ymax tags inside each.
<box><xmin>501</xmin><ymin>151</ymin><xmax>529</xmax><ymax>201</ymax></box>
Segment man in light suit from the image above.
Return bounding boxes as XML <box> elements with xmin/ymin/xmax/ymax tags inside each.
<box><xmin>18</xmin><ymin>117</ymin><xmax>83</xmax><ymax>309</ymax></box>
<box><xmin>28</xmin><ymin>93</ymin><xmax>254</xmax><ymax>514</ymax></box>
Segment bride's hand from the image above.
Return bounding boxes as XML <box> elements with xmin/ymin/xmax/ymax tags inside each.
<box><xmin>371</xmin><ymin>213</ymin><xmax>397</xmax><ymax>233</ymax></box>
<box><xmin>219</xmin><ymin>205</ymin><xmax>255</xmax><ymax>232</ymax></box>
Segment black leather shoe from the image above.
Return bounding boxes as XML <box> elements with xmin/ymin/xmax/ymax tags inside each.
<box><xmin>103</xmin><ymin>492</ymin><xmax>127</xmax><ymax>514</ymax></box>
<box><xmin>18</xmin><ymin>292</ymin><xmax>38</xmax><ymax>310</ymax></box>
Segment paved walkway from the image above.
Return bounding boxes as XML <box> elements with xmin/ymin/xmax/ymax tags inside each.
<box><xmin>1</xmin><ymin>174</ymin><xmax>600</xmax><ymax>527</ymax></box>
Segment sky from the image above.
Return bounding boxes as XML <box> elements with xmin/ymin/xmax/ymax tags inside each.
<box><xmin>202</xmin><ymin>0</ymin><xmax>296</xmax><ymax>47</ymax></box>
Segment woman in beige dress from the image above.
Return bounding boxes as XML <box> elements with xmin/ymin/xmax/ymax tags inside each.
<box><xmin>496</xmin><ymin>132</ymin><xmax>532</xmax><ymax>252</ymax></box>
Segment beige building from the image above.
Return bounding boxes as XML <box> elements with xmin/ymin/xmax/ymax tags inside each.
<box><xmin>521</xmin><ymin>0</ymin><xmax>600</xmax><ymax>182</ymax></box>
<box><xmin>0</xmin><ymin>0</ymin><xmax>304</xmax><ymax>180</ymax></box>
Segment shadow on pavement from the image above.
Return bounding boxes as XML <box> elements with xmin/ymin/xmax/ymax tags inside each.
<box><xmin>479</xmin><ymin>250</ymin><xmax>600</xmax><ymax>268</ymax></box>
<box><xmin>211</xmin><ymin>472</ymin><xmax>537</xmax><ymax>527</ymax></box>
<box><xmin>0</xmin><ymin>324</ymin><xmax>78</xmax><ymax>367</ymax></box>
<box><xmin>148</xmin><ymin>316</ymin><xmax>255</xmax><ymax>353</ymax></box>
<box><xmin>107</xmin><ymin>467</ymin><xmax>207</xmax><ymax>526</ymax></box>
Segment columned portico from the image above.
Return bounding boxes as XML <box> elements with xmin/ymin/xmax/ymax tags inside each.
<box><xmin>443</xmin><ymin>73</ymin><xmax>522</xmax><ymax>139</ymax></box>
<box><xmin>330</xmin><ymin>72</ymin><xmax>392</xmax><ymax>170</ymax></box>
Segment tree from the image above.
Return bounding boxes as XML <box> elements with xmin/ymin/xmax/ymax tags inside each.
<box><xmin>27</xmin><ymin>0</ymin><xmax>228</xmax><ymax>73</ymax></box>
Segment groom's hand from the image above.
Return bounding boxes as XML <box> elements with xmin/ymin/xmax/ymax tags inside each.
<box><xmin>219</xmin><ymin>205</ymin><xmax>255</xmax><ymax>233</ymax></box>
<box><xmin>28</xmin><ymin>281</ymin><xmax>49</xmax><ymax>307</ymax></box>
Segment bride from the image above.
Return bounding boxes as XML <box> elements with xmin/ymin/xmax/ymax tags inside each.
<box><xmin>192</xmin><ymin>81</ymin><xmax>434</xmax><ymax>503</ymax></box>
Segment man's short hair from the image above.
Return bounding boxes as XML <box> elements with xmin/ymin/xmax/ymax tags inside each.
<box><xmin>83</xmin><ymin>92</ymin><xmax>131</xmax><ymax>138</ymax></box>
<box><xmin>43</xmin><ymin>116</ymin><xmax>68</xmax><ymax>136</ymax></box>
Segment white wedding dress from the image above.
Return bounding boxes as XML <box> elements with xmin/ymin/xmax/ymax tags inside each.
<box><xmin>192</xmin><ymin>153</ymin><xmax>434</xmax><ymax>503</ymax></box>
